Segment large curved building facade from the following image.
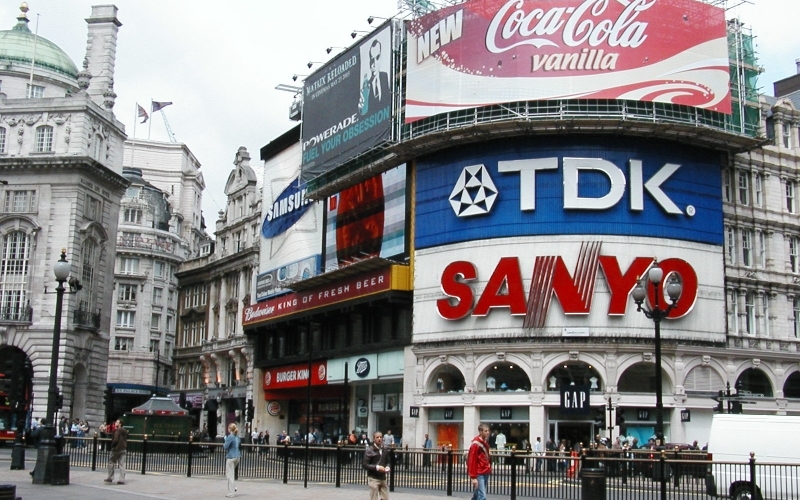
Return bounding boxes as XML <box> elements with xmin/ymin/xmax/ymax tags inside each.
<box><xmin>247</xmin><ymin>0</ymin><xmax>799</xmax><ymax>450</ymax></box>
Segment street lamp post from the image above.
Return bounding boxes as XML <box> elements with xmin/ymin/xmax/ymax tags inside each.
<box><xmin>32</xmin><ymin>249</ymin><xmax>72</xmax><ymax>485</ymax></box>
<box><xmin>631</xmin><ymin>261</ymin><xmax>681</xmax><ymax>500</ymax></box>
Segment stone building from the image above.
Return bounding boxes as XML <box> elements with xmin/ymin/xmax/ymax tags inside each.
<box><xmin>0</xmin><ymin>4</ymin><xmax>127</xmax><ymax>428</ymax></box>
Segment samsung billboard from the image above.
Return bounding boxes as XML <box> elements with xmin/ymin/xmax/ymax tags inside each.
<box><xmin>300</xmin><ymin>23</ymin><xmax>395</xmax><ymax>183</ymax></box>
<box><xmin>405</xmin><ymin>0</ymin><xmax>731</xmax><ymax>123</ymax></box>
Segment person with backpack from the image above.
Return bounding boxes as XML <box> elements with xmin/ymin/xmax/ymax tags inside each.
<box><xmin>224</xmin><ymin>423</ymin><xmax>241</xmax><ymax>497</ymax></box>
<box><xmin>467</xmin><ymin>423</ymin><xmax>492</xmax><ymax>500</ymax></box>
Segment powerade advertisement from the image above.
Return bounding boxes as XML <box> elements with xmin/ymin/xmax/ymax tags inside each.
<box><xmin>325</xmin><ymin>164</ymin><xmax>407</xmax><ymax>270</ymax></box>
<box><xmin>405</xmin><ymin>0</ymin><xmax>731</xmax><ymax>122</ymax></box>
<box><xmin>300</xmin><ymin>23</ymin><xmax>394</xmax><ymax>183</ymax></box>
<box><xmin>415</xmin><ymin>136</ymin><xmax>723</xmax><ymax>249</ymax></box>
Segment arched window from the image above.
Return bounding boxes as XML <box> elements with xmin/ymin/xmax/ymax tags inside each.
<box><xmin>480</xmin><ymin>362</ymin><xmax>530</xmax><ymax>392</ymax></box>
<box><xmin>428</xmin><ymin>364</ymin><xmax>466</xmax><ymax>393</ymax></box>
<box><xmin>35</xmin><ymin>125</ymin><xmax>53</xmax><ymax>152</ymax></box>
<box><xmin>545</xmin><ymin>362</ymin><xmax>603</xmax><ymax>392</ymax></box>
<box><xmin>735</xmin><ymin>368</ymin><xmax>773</xmax><ymax>397</ymax></box>
<box><xmin>618</xmin><ymin>362</ymin><xmax>670</xmax><ymax>394</ymax></box>
<box><xmin>0</xmin><ymin>231</ymin><xmax>31</xmax><ymax>321</ymax></box>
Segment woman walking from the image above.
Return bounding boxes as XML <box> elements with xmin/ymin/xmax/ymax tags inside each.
<box><xmin>224</xmin><ymin>423</ymin><xmax>241</xmax><ymax>497</ymax></box>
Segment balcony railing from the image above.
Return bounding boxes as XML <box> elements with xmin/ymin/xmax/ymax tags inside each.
<box><xmin>73</xmin><ymin>308</ymin><xmax>101</xmax><ymax>329</ymax></box>
<box><xmin>0</xmin><ymin>305</ymin><xmax>32</xmax><ymax>323</ymax></box>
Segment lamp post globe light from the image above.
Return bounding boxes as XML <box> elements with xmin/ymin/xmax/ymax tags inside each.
<box><xmin>632</xmin><ymin>261</ymin><xmax>681</xmax><ymax>500</ymax></box>
<box><xmin>32</xmin><ymin>249</ymin><xmax>72</xmax><ymax>485</ymax></box>
<box><xmin>631</xmin><ymin>262</ymin><xmax>682</xmax><ymax>445</ymax></box>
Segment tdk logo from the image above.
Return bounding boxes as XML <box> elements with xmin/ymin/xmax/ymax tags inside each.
<box><xmin>450</xmin><ymin>157</ymin><xmax>691</xmax><ymax>217</ymax></box>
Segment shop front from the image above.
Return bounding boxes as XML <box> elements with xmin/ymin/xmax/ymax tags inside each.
<box><xmin>328</xmin><ymin>351</ymin><xmax>405</xmax><ymax>441</ymax></box>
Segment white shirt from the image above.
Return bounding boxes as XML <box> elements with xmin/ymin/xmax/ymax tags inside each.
<box><xmin>495</xmin><ymin>432</ymin><xmax>506</xmax><ymax>450</ymax></box>
<box><xmin>384</xmin><ymin>433</ymin><xmax>395</xmax><ymax>446</ymax></box>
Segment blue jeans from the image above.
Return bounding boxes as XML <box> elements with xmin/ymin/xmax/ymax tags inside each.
<box><xmin>472</xmin><ymin>474</ymin><xmax>489</xmax><ymax>500</ymax></box>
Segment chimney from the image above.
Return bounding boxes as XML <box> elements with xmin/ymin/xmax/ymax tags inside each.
<box><xmin>796</xmin><ymin>58</ymin><xmax>800</xmax><ymax>75</ymax></box>
<box><xmin>84</xmin><ymin>5</ymin><xmax>121</xmax><ymax>108</ymax></box>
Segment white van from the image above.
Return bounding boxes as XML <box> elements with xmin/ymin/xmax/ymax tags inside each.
<box><xmin>706</xmin><ymin>414</ymin><xmax>800</xmax><ymax>499</ymax></box>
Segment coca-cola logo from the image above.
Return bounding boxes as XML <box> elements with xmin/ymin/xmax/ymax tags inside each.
<box><xmin>355</xmin><ymin>358</ymin><xmax>371</xmax><ymax>378</ymax></box>
<box><xmin>486</xmin><ymin>0</ymin><xmax>654</xmax><ymax>53</ymax></box>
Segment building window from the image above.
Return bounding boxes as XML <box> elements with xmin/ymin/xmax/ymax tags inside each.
<box><xmin>757</xmin><ymin>230</ymin><xmax>766</xmax><ymax>269</ymax></box>
<box><xmin>116</xmin><ymin>310</ymin><xmax>135</xmax><ymax>328</ymax></box>
<box><xmin>164</xmin><ymin>341</ymin><xmax>172</xmax><ymax>360</ymax></box>
<box><xmin>79</xmin><ymin>240</ymin><xmax>97</xmax><ymax>312</ymax></box>
<box><xmin>34</xmin><ymin>126</ymin><xmax>53</xmax><ymax>152</ymax></box>
<box><xmin>0</xmin><ymin>231</ymin><xmax>31</xmax><ymax>321</ymax></box>
<box><xmin>85</xmin><ymin>194</ymin><xmax>101</xmax><ymax>221</ymax></box>
<box><xmin>726</xmin><ymin>226</ymin><xmax>736</xmax><ymax>265</ymax></box>
<box><xmin>730</xmin><ymin>290</ymin><xmax>739</xmax><ymax>334</ymax></box>
<box><xmin>723</xmin><ymin>170</ymin><xmax>732</xmax><ymax>202</ymax></box>
<box><xmin>114</xmin><ymin>336</ymin><xmax>134</xmax><ymax>351</ymax></box>
<box><xmin>124</xmin><ymin>209</ymin><xmax>142</xmax><ymax>224</ymax></box>
<box><xmin>154</xmin><ymin>261</ymin><xmax>165</xmax><ymax>278</ymax></box>
<box><xmin>4</xmin><ymin>190</ymin><xmax>37</xmax><ymax>213</ymax></box>
<box><xmin>744</xmin><ymin>291</ymin><xmax>755</xmax><ymax>335</ymax></box>
<box><xmin>741</xmin><ymin>230</ymin><xmax>753</xmax><ymax>267</ymax></box>
<box><xmin>92</xmin><ymin>134</ymin><xmax>104</xmax><ymax>160</ymax></box>
<box><xmin>0</xmin><ymin>127</ymin><xmax>6</xmax><ymax>154</ymax></box>
<box><xmin>152</xmin><ymin>287</ymin><xmax>163</xmax><ymax>305</ymax></box>
<box><xmin>149</xmin><ymin>339</ymin><xmax>160</xmax><ymax>354</ymax></box>
<box><xmin>761</xmin><ymin>293</ymin><xmax>770</xmax><ymax>336</ymax></box>
<box><xmin>787</xmin><ymin>180</ymin><xmax>796</xmax><ymax>213</ymax></box>
<box><xmin>783</xmin><ymin>122</ymin><xmax>793</xmax><ymax>149</ymax></box>
<box><xmin>794</xmin><ymin>297</ymin><xmax>800</xmax><ymax>338</ymax></box>
<box><xmin>791</xmin><ymin>237</ymin><xmax>799</xmax><ymax>274</ymax></box>
<box><xmin>151</xmin><ymin>313</ymin><xmax>161</xmax><ymax>331</ymax></box>
<box><xmin>754</xmin><ymin>173</ymin><xmax>763</xmax><ymax>208</ymax></box>
<box><xmin>26</xmin><ymin>84</ymin><xmax>44</xmax><ymax>98</ymax></box>
<box><xmin>738</xmin><ymin>170</ymin><xmax>750</xmax><ymax>205</ymax></box>
<box><xmin>121</xmin><ymin>257</ymin><xmax>139</xmax><ymax>274</ymax></box>
<box><xmin>166</xmin><ymin>315</ymin><xmax>173</xmax><ymax>334</ymax></box>
<box><xmin>118</xmin><ymin>284</ymin><xmax>137</xmax><ymax>302</ymax></box>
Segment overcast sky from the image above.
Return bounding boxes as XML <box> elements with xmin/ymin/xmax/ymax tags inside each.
<box><xmin>1</xmin><ymin>0</ymin><xmax>797</xmax><ymax>230</ymax></box>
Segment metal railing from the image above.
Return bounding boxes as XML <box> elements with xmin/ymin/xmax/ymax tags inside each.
<box><xmin>59</xmin><ymin>435</ymin><xmax>799</xmax><ymax>499</ymax></box>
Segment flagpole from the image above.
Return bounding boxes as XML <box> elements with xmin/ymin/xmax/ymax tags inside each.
<box><xmin>130</xmin><ymin>103</ymin><xmax>137</xmax><ymax>169</ymax></box>
<box><xmin>148</xmin><ymin>99</ymin><xmax>153</xmax><ymax>140</ymax></box>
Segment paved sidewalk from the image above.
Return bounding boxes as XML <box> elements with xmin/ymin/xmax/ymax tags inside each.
<box><xmin>0</xmin><ymin>452</ymin><xmax>471</xmax><ymax>500</ymax></box>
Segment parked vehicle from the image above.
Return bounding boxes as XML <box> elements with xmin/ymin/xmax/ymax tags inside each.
<box><xmin>706</xmin><ymin>414</ymin><xmax>800</xmax><ymax>499</ymax></box>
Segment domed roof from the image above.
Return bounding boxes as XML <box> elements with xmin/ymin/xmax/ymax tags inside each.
<box><xmin>0</xmin><ymin>5</ymin><xmax>78</xmax><ymax>78</ymax></box>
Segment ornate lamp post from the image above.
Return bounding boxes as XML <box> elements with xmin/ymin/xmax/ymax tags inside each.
<box><xmin>32</xmin><ymin>249</ymin><xmax>72</xmax><ymax>485</ymax></box>
<box><xmin>631</xmin><ymin>261</ymin><xmax>681</xmax><ymax>500</ymax></box>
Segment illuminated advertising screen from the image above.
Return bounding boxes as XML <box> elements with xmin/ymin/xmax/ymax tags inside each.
<box><xmin>324</xmin><ymin>163</ymin><xmax>406</xmax><ymax>270</ymax></box>
<box><xmin>405</xmin><ymin>0</ymin><xmax>731</xmax><ymax>123</ymax></box>
<box><xmin>301</xmin><ymin>23</ymin><xmax>394</xmax><ymax>183</ymax></box>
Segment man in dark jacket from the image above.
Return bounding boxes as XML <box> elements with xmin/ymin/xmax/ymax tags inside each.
<box><xmin>104</xmin><ymin>418</ymin><xmax>128</xmax><ymax>485</ymax></box>
<box><xmin>362</xmin><ymin>431</ymin><xmax>390</xmax><ymax>499</ymax></box>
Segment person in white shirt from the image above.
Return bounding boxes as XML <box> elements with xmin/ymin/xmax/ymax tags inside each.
<box><xmin>384</xmin><ymin>429</ymin><xmax>395</xmax><ymax>447</ymax></box>
<box><xmin>495</xmin><ymin>431</ymin><xmax>506</xmax><ymax>450</ymax></box>
<box><xmin>533</xmin><ymin>436</ymin><xmax>543</xmax><ymax>472</ymax></box>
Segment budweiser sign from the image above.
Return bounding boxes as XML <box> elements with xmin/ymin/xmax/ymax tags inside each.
<box><xmin>406</xmin><ymin>0</ymin><xmax>731</xmax><ymax>122</ymax></box>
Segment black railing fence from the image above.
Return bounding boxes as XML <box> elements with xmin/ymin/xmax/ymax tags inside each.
<box><xmin>59</xmin><ymin>435</ymin><xmax>799</xmax><ymax>499</ymax></box>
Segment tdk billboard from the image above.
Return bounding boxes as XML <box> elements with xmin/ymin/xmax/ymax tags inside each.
<box><xmin>415</xmin><ymin>136</ymin><xmax>723</xmax><ymax>249</ymax></box>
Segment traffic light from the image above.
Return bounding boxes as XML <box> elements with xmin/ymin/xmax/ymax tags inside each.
<box><xmin>55</xmin><ymin>388</ymin><xmax>64</xmax><ymax>410</ymax></box>
<box><xmin>731</xmin><ymin>401</ymin><xmax>743</xmax><ymax>414</ymax></box>
<box><xmin>594</xmin><ymin>408</ymin><xmax>605</xmax><ymax>427</ymax></box>
<box><xmin>715</xmin><ymin>390</ymin><xmax>724</xmax><ymax>413</ymax></box>
<box><xmin>615</xmin><ymin>408</ymin><xmax>625</xmax><ymax>426</ymax></box>
<box><xmin>247</xmin><ymin>399</ymin><xmax>255</xmax><ymax>421</ymax></box>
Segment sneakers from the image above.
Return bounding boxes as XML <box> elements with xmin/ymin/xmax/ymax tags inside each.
<box><xmin>117</xmin><ymin>481</ymin><xmax>125</xmax><ymax>485</ymax></box>
<box><xmin>103</xmin><ymin>479</ymin><xmax>113</xmax><ymax>483</ymax></box>
<box><xmin>226</xmin><ymin>495</ymin><xmax>235</xmax><ymax>498</ymax></box>
<box><xmin>235</xmin><ymin>487</ymin><xmax>238</xmax><ymax>491</ymax></box>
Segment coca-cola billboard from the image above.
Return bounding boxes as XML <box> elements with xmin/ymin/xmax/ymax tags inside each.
<box><xmin>405</xmin><ymin>0</ymin><xmax>731</xmax><ymax>123</ymax></box>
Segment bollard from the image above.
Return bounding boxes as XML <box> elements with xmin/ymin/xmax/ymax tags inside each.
<box><xmin>0</xmin><ymin>484</ymin><xmax>15</xmax><ymax>500</ymax></box>
<box><xmin>581</xmin><ymin>468</ymin><xmax>606</xmax><ymax>500</ymax></box>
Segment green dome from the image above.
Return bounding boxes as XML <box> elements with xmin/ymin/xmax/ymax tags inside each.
<box><xmin>0</xmin><ymin>11</ymin><xmax>78</xmax><ymax>78</ymax></box>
